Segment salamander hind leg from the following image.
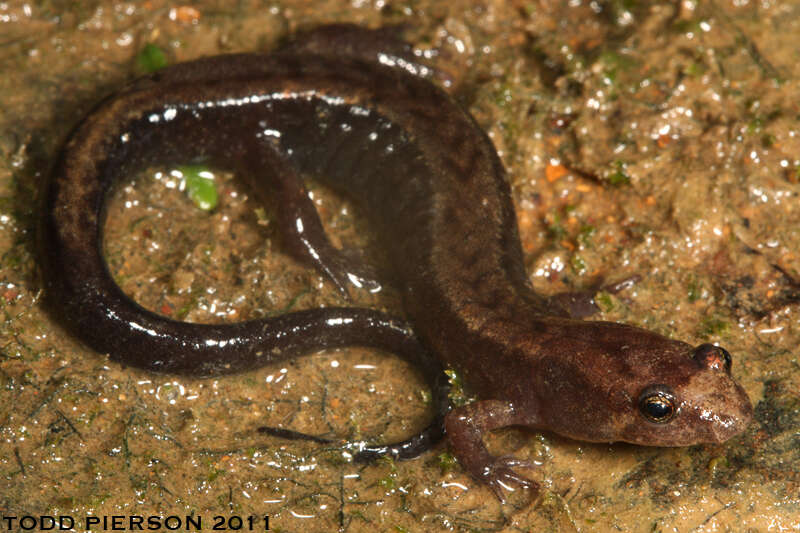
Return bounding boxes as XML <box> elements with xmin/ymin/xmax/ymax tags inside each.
<box><xmin>237</xmin><ymin>144</ymin><xmax>382</xmax><ymax>299</ymax></box>
<box><xmin>546</xmin><ymin>275</ymin><xmax>641</xmax><ymax>319</ymax></box>
<box><xmin>445</xmin><ymin>400</ymin><xmax>540</xmax><ymax>502</ymax></box>
<box><xmin>274</xmin><ymin>188</ymin><xmax>383</xmax><ymax>299</ymax></box>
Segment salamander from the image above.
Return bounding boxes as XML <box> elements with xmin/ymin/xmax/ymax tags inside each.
<box><xmin>42</xmin><ymin>25</ymin><xmax>753</xmax><ymax>498</ymax></box>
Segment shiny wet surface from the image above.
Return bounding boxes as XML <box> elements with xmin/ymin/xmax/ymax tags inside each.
<box><xmin>1</xmin><ymin>1</ymin><xmax>799</xmax><ymax>531</ymax></box>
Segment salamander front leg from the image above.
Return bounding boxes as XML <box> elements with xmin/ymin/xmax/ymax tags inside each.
<box><xmin>445</xmin><ymin>400</ymin><xmax>539</xmax><ymax>501</ymax></box>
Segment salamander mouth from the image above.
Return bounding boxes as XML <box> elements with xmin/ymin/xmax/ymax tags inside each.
<box><xmin>710</xmin><ymin>394</ymin><xmax>753</xmax><ymax>443</ymax></box>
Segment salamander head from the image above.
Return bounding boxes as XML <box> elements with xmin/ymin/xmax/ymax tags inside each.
<box><xmin>534</xmin><ymin>322</ymin><xmax>753</xmax><ymax>446</ymax></box>
<box><xmin>618</xmin><ymin>343</ymin><xmax>753</xmax><ymax>446</ymax></box>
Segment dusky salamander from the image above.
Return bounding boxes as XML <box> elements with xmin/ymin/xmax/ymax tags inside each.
<box><xmin>42</xmin><ymin>25</ymin><xmax>753</xmax><ymax>497</ymax></box>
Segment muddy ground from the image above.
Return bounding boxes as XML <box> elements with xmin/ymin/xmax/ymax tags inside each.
<box><xmin>1</xmin><ymin>1</ymin><xmax>799</xmax><ymax>531</ymax></box>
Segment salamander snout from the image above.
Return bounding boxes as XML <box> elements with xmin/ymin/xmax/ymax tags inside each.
<box><xmin>677</xmin><ymin>343</ymin><xmax>753</xmax><ymax>444</ymax></box>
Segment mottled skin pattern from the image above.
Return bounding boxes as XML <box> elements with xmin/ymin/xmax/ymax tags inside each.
<box><xmin>42</xmin><ymin>26</ymin><xmax>753</xmax><ymax>498</ymax></box>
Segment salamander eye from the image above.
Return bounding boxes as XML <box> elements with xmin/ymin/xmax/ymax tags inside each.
<box><xmin>638</xmin><ymin>385</ymin><xmax>677</xmax><ymax>424</ymax></box>
<box><xmin>692</xmin><ymin>343</ymin><xmax>732</xmax><ymax>373</ymax></box>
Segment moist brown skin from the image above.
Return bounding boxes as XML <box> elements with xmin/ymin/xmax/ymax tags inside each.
<box><xmin>41</xmin><ymin>25</ymin><xmax>753</xmax><ymax>498</ymax></box>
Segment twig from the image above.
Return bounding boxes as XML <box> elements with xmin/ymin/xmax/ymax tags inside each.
<box><xmin>14</xmin><ymin>447</ymin><xmax>25</xmax><ymax>477</ymax></box>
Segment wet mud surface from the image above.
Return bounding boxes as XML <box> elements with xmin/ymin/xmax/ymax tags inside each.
<box><xmin>1</xmin><ymin>1</ymin><xmax>799</xmax><ymax>531</ymax></box>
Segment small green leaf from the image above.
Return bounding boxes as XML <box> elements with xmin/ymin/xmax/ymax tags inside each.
<box><xmin>178</xmin><ymin>165</ymin><xmax>218</xmax><ymax>211</ymax></box>
<box><xmin>137</xmin><ymin>43</ymin><xmax>168</xmax><ymax>73</ymax></box>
